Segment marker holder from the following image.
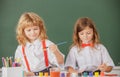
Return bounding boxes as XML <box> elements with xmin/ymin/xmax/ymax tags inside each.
<box><xmin>2</xmin><ymin>67</ymin><xmax>23</xmax><ymax>77</ymax></box>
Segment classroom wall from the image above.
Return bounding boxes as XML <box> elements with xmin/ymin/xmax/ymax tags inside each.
<box><xmin>0</xmin><ymin>0</ymin><xmax>120</xmax><ymax>67</ymax></box>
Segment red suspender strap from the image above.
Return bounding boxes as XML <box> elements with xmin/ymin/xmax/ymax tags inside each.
<box><xmin>22</xmin><ymin>46</ymin><xmax>31</xmax><ymax>71</ymax></box>
<box><xmin>42</xmin><ymin>40</ymin><xmax>49</xmax><ymax>67</ymax></box>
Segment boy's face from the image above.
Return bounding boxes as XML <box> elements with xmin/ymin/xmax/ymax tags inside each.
<box><xmin>24</xmin><ymin>26</ymin><xmax>40</xmax><ymax>42</ymax></box>
<box><xmin>78</xmin><ymin>26</ymin><xmax>93</xmax><ymax>43</ymax></box>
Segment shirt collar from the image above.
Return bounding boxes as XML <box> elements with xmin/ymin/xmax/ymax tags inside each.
<box><xmin>26</xmin><ymin>39</ymin><xmax>41</xmax><ymax>48</ymax></box>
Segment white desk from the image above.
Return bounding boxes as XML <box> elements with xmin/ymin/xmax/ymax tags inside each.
<box><xmin>0</xmin><ymin>66</ymin><xmax>120</xmax><ymax>77</ymax></box>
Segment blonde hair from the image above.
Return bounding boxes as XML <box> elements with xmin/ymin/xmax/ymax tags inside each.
<box><xmin>72</xmin><ymin>17</ymin><xmax>100</xmax><ymax>48</ymax></box>
<box><xmin>16</xmin><ymin>12</ymin><xmax>48</xmax><ymax>46</ymax></box>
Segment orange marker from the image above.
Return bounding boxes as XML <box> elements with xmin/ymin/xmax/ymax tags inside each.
<box><xmin>100</xmin><ymin>72</ymin><xmax>104</xmax><ymax>77</ymax></box>
<box><xmin>44</xmin><ymin>72</ymin><xmax>48</xmax><ymax>77</ymax></box>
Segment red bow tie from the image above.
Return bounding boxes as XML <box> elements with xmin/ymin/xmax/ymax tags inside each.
<box><xmin>81</xmin><ymin>43</ymin><xmax>93</xmax><ymax>48</ymax></box>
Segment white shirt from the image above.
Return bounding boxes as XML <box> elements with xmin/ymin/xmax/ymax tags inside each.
<box><xmin>65</xmin><ymin>44</ymin><xmax>115</xmax><ymax>71</ymax></box>
<box><xmin>15</xmin><ymin>39</ymin><xmax>59</xmax><ymax>72</ymax></box>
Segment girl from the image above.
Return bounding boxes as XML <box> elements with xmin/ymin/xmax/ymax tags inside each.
<box><xmin>15</xmin><ymin>12</ymin><xmax>64</xmax><ymax>76</ymax></box>
<box><xmin>65</xmin><ymin>17</ymin><xmax>114</xmax><ymax>74</ymax></box>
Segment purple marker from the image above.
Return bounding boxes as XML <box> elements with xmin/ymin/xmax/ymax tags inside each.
<box><xmin>89</xmin><ymin>72</ymin><xmax>93</xmax><ymax>77</ymax></box>
<box><xmin>60</xmin><ymin>72</ymin><xmax>65</xmax><ymax>77</ymax></box>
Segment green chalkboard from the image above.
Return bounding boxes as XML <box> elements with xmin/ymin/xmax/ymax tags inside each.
<box><xmin>0</xmin><ymin>0</ymin><xmax>120</xmax><ymax>67</ymax></box>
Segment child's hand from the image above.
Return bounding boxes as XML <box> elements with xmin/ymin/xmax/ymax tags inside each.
<box><xmin>97</xmin><ymin>63</ymin><xmax>107</xmax><ymax>72</ymax></box>
<box><xmin>24</xmin><ymin>71</ymin><xmax>35</xmax><ymax>76</ymax></box>
<box><xmin>48</xmin><ymin>44</ymin><xmax>64</xmax><ymax>64</ymax></box>
<box><xmin>48</xmin><ymin>44</ymin><xmax>58</xmax><ymax>53</ymax></box>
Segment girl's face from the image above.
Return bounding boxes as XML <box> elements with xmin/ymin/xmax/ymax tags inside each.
<box><xmin>24</xmin><ymin>26</ymin><xmax>40</xmax><ymax>42</ymax></box>
<box><xmin>78</xmin><ymin>26</ymin><xmax>93</xmax><ymax>43</ymax></box>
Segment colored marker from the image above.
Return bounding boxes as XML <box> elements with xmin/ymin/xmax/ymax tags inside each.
<box><xmin>44</xmin><ymin>72</ymin><xmax>48</xmax><ymax>77</ymax></box>
<box><xmin>60</xmin><ymin>72</ymin><xmax>65</xmax><ymax>77</ymax></box>
<box><xmin>57</xmin><ymin>41</ymin><xmax>67</xmax><ymax>46</ymax></box>
<box><xmin>2</xmin><ymin>57</ymin><xmax>5</xmax><ymax>67</ymax></box>
<box><xmin>39</xmin><ymin>72</ymin><xmax>43</xmax><ymax>77</ymax></box>
<box><xmin>100</xmin><ymin>72</ymin><xmax>104</xmax><ymax>77</ymax></box>
<box><xmin>94</xmin><ymin>72</ymin><xmax>99</xmax><ymax>77</ymax></box>
<box><xmin>45</xmin><ymin>41</ymin><xmax>67</xmax><ymax>48</ymax></box>
<box><xmin>83</xmin><ymin>72</ymin><xmax>88</xmax><ymax>77</ymax></box>
<box><xmin>9</xmin><ymin>57</ymin><xmax>13</xmax><ymax>67</ymax></box>
<box><xmin>89</xmin><ymin>72</ymin><xmax>93</xmax><ymax>77</ymax></box>
<box><xmin>6</xmin><ymin>57</ymin><xmax>9</xmax><ymax>67</ymax></box>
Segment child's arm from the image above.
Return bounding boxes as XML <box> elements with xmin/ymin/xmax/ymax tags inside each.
<box><xmin>97</xmin><ymin>63</ymin><xmax>113</xmax><ymax>72</ymax></box>
<box><xmin>49</xmin><ymin>44</ymin><xmax>64</xmax><ymax>64</ymax></box>
<box><xmin>67</xmin><ymin>66</ymin><xmax>78</xmax><ymax>73</ymax></box>
<box><xmin>24</xmin><ymin>71</ymin><xmax>35</xmax><ymax>76</ymax></box>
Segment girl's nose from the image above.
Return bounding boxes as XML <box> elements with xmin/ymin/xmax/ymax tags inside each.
<box><xmin>83</xmin><ymin>34</ymin><xmax>87</xmax><ymax>39</ymax></box>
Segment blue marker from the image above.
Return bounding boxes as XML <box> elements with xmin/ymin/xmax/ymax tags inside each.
<box><xmin>45</xmin><ymin>41</ymin><xmax>67</xmax><ymax>48</ymax></box>
<box><xmin>56</xmin><ymin>41</ymin><xmax>67</xmax><ymax>46</ymax></box>
<box><xmin>89</xmin><ymin>72</ymin><xmax>93</xmax><ymax>77</ymax></box>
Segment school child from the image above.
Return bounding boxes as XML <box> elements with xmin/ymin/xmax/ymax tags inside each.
<box><xmin>15</xmin><ymin>12</ymin><xmax>64</xmax><ymax>76</ymax></box>
<box><xmin>65</xmin><ymin>17</ymin><xmax>114</xmax><ymax>74</ymax></box>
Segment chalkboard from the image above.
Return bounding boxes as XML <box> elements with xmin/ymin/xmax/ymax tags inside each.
<box><xmin>0</xmin><ymin>0</ymin><xmax>120</xmax><ymax>67</ymax></box>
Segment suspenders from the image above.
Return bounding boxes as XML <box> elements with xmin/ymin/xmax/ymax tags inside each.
<box><xmin>42</xmin><ymin>40</ymin><xmax>49</xmax><ymax>67</ymax></box>
<box><xmin>22</xmin><ymin>40</ymin><xmax>49</xmax><ymax>72</ymax></box>
<box><xmin>22</xmin><ymin>46</ymin><xmax>31</xmax><ymax>71</ymax></box>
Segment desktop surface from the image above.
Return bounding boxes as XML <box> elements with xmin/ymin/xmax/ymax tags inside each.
<box><xmin>0</xmin><ymin>66</ymin><xmax>120</xmax><ymax>77</ymax></box>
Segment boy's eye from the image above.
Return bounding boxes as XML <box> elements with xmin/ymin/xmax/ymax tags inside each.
<box><xmin>34</xmin><ymin>28</ymin><xmax>38</xmax><ymax>30</ymax></box>
<box><xmin>27</xmin><ymin>29</ymin><xmax>31</xmax><ymax>32</ymax></box>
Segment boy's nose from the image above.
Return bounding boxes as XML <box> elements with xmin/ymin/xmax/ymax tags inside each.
<box><xmin>31</xmin><ymin>30</ymin><xmax>35</xmax><ymax>34</ymax></box>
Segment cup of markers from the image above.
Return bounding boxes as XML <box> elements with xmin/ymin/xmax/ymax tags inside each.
<box><xmin>2</xmin><ymin>57</ymin><xmax>21</xmax><ymax>67</ymax></box>
<box><xmin>2</xmin><ymin>57</ymin><xmax>23</xmax><ymax>77</ymax></box>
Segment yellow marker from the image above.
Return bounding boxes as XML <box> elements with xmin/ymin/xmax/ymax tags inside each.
<box><xmin>39</xmin><ymin>72</ymin><xmax>43</xmax><ymax>77</ymax></box>
<box><xmin>44</xmin><ymin>72</ymin><xmax>48</xmax><ymax>77</ymax></box>
<box><xmin>94</xmin><ymin>72</ymin><xmax>99</xmax><ymax>77</ymax></box>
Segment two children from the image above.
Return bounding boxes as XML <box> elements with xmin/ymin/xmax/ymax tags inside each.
<box><xmin>15</xmin><ymin>12</ymin><xmax>114</xmax><ymax>76</ymax></box>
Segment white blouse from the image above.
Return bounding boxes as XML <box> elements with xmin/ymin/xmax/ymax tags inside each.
<box><xmin>65</xmin><ymin>44</ymin><xmax>115</xmax><ymax>72</ymax></box>
<box><xmin>15</xmin><ymin>39</ymin><xmax>59</xmax><ymax>72</ymax></box>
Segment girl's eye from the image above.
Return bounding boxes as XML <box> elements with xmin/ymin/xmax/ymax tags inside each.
<box><xmin>80</xmin><ymin>33</ymin><xmax>83</xmax><ymax>35</ymax></box>
<box><xmin>87</xmin><ymin>32</ymin><xmax>91</xmax><ymax>34</ymax></box>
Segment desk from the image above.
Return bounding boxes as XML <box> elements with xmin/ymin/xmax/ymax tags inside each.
<box><xmin>0</xmin><ymin>66</ymin><xmax>120</xmax><ymax>77</ymax></box>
